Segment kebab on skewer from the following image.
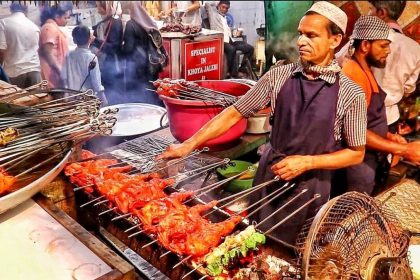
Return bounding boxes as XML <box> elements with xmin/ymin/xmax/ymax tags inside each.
<box><xmin>193</xmin><ymin>225</ymin><xmax>266</xmax><ymax>277</ymax></box>
<box><xmin>132</xmin><ymin>191</ymin><xmax>195</xmax><ymax>234</ymax></box>
<box><xmin>156</xmin><ymin>201</ymin><xmax>242</xmax><ymax>257</ymax></box>
<box><xmin>152</xmin><ymin>79</ymin><xmax>238</xmax><ymax>106</ymax></box>
<box><xmin>65</xmin><ymin>157</ymin><xmax>245</xmax><ymax>261</ymax></box>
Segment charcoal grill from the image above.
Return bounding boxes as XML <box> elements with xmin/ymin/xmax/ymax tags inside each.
<box><xmin>69</xmin><ymin>135</ymin><xmax>320</xmax><ymax>279</ymax></box>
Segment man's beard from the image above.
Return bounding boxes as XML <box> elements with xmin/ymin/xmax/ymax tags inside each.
<box><xmin>366</xmin><ymin>52</ymin><xmax>386</xmax><ymax>68</ymax></box>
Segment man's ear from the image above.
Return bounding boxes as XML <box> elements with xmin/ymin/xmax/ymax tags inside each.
<box><xmin>360</xmin><ymin>40</ymin><xmax>371</xmax><ymax>54</ymax></box>
<box><xmin>376</xmin><ymin>8</ymin><xmax>387</xmax><ymax>20</ymax></box>
<box><xmin>330</xmin><ymin>34</ymin><xmax>343</xmax><ymax>50</ymax></box>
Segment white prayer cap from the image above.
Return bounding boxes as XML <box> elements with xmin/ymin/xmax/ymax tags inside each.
<box><xmin>347</xmin><ymin>15</ymin><xmax>393</xmax><ymax>56</ymax></box>
<box><xmin>351</xmin><ymin>16</ymin><xmax>393</xmax><ymax>42</ymax></box>
<box><xmin>306</xmin><ymin>1</ymin><xmax>348</xmax><ymax>34</ymax></box>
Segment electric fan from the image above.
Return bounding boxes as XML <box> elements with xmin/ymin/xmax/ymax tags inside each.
<box><xmin>296</xmin><ymin>192</ymin><xmax>412</xmax><ymax>280</ymax></box>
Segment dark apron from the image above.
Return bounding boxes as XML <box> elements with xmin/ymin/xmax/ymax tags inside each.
<box><xmin>250</xmin><ymin>73</ymin><xmax>340</xmax><ymax>245</ymax></box>
<box><xmin>345</xmin><ymin>86</ymin><xmax>388</xmax><ymax>195</ymax></box>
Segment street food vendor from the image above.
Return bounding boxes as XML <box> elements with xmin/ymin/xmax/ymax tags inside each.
<box><xmin>163</xmin><ymin>1</ymin><xmax>202</xmax><ymax>26</ymax></box>
<box><xmin>158</xmin><ymin>1</ymin><xmax>367</xmax><ymax>245</ymax></box>
<box><xmin>340</xmin><ymin>16</ymin><xmax>420</xmax><ymax>195</ymax></box>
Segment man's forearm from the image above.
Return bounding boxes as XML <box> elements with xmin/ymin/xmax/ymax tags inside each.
<box><xmin>271</xmin><ymin>147</ymin><xmax>365</xmax><ymax>181</ymax></box>
<box><xmin>310</xmin><ymin>147</ymin><xmax>365</xmax><ymax>170</ymax></box>
<box><xmin>187</xmin><ymin>2</ymin><xmax>200</xmax><ymax>12</ymax></box>
<box><xmin>183</xmin><ymin>105</ymin><xmax>244</xmax><ymax>149</ymax></box>
<box><xmin>366</xmin><ymin>130</ymin><xmax>406</xmax><ymax>156</ymax></box>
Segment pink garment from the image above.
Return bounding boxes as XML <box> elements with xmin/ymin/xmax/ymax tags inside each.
<box><xmin>40</xmin><ymin>19</ymin><xmax>69</xmax><ymax>88</ymax></box>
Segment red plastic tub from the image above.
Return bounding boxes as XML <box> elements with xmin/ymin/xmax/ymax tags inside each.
<box><xmin>160</xmin><ymin>80</ymin><xmax>251</xmax><ymax>147</ymax></box>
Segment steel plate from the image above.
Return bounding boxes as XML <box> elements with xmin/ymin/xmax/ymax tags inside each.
<box><xmin>0</xmin><ymin>148</ymin><xmax>72</xmax><ymax>214</ymax></box>
<box><xmin>102</xmin><ymin>103</ymin><xmax>168</xmax><ymax>137</ymax></box>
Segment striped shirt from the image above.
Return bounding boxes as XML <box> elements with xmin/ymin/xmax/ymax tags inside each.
<box><xmin>233</xmin><ymin>62</ymin><xmax>367</xmax><ymax>147</ymax></box>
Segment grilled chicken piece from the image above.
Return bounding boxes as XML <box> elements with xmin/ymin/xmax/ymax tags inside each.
<box><xmin>64</xmin><ymin>159</ymin><xmax>118</xmax><ymax>176</ymax></box>
<box><xmin>133</xmin><ymin>191</ymin><xmax>194</xmax><ymax>233</ymax></box>
<box><xmin>184</xmin><ymin>215</ymin><xmax>242</xmax><ymax>257</ymax></box>
<box><xmin>157</xmin><ymin>201</ymin><xmax>242</xmax><ymax>257</ymax></box>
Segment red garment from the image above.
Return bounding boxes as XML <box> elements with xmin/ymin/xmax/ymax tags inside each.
<box><xmin>40</xmin><ymin>19</ymin><xmax>69</xmax><ymax>88</ymax></box>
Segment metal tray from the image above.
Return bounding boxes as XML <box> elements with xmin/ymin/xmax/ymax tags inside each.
<box><xmin>0</xmin><ymin>148</ymin><xmax>72</xmax><ymax>214</ymax></box>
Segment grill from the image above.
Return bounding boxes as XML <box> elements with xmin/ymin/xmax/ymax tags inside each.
<box><xmin>68</xmin><ymin>134</ymin><xmax>321</xmax><ymax>279</ymax></box>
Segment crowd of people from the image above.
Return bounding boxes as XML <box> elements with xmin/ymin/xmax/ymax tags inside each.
<box><xmin>0</xmin><ymin>1</ymin><xmax>258</xmax><ymax>106</ymax></box>
<box><xmin>0</xmin><ymin>1</ymin><xmax>170</xmax><ymax>106</ymax></box>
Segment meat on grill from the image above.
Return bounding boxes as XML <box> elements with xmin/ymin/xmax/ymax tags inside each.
<box><xmin>65</xmin><ymin>155</ymin><xmax>242</xmax><ymax>260</ymax></box>
<box><xmin>133</xmin><ymin>191</ymin><xmax>194</xmax><ymax>233</ymax></box>
<box><xmin>157</xmin><ymin>201</ymin><xmax>242</xmax><ymax>257</ymax></box>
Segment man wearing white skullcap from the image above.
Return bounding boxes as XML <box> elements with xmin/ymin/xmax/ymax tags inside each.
<box><xmin>158</xmin><ymin>1</ymin><xmax>368</xmax><ymax>245</ymax></box>
<box><xmin>340</xmin><ymin>16</ymin><xmax>420</xmax><ymax>195</ymax></box>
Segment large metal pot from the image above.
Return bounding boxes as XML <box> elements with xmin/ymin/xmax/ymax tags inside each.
<box><xmin>160</xmin><ymin>80</ymin><xmax>250</xmax><ymax>147</ymax></box>
<box><xmin>85</xmin><ymin>103</ymin><xmax>168</xmax><ymax>153</ymax></box>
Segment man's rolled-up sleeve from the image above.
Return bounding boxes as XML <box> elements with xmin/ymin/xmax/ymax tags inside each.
<box><xmin>233</xmin><ymin>71</ymin><xmax>272</xmax><ymax>118</ymax></box>
<box><xmin>343</xmin><ymin>92</ymin><xmax>367</xmax><ymax>147</ymax></box>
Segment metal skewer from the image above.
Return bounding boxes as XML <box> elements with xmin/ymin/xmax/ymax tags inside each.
<box><xmin>255</xmin><ymin>189</ymin><xmax>308</xmax><ymax>227</ymax></box>
<box><xmin>141</xmin><ymin>238</ymin><xmax>158</xmax><ymax>249</ymax></box>
<box><xmin>172</xmin><ymin>255</ymin><xmax>192</xmax><ymax>269</ymax></box>
<box><xmin>244</xmin><ymin>183</ymin><xmax>297</xmax><ymax>218</ymax></box>
<box><xmin>14</xmin><ymin>148</ymin><xmax>70</xmax><ymax>179</ymax></box>
<box><xmin>181</xmin><ymin>264</ymin><xmax>203</xmax><ymax>279</ymax></box>
<box><xmin>184</xmin><ymin>166</ymin><xmax>255</xmax><ymax>204</ymax></box>
<box><xmin>94</xmin><ymin>199</ymin><xmax>110</xmax><ymax>206</ymax></box>
<box><xmin>111</xmin><ymin>213</ymin><xmax>132</xmax><ymax>221</ymax></box>
<box><xmin>124</xmin><ymin>223</ymin><xmax>140</xmax><ymax>233</ymax></box>
<box><xmin>263</xmin><ymin>194</ymin><xmax>321</xmax><ymax>235</ymax></box>
<box><xmin>73</xmin><ymin>185</ymin><xmax>92</xmax><ymax>192</ymax></box>
<box><xmin>80</xmin><ymin>195</ymin><xmax>105</xmax><ymax>208</ymax></box>
<box><xmin>98</xmin><ymin>207</ymin><xmax>117</xmax><ymax>216</ymax></box>
<box><xmin>127</xmin><ymin>229</ymin><xmax>146</xmax><ymax>238</ymax></box>
<box><xmin>203</xmin><ymin>177</ymin><xmax>280</xmax><ymax>218</ymax></box>
<box><xmin>159</xmin><ymin>251</ymin><xmax>171</xmax><ymax>258</ymax></box>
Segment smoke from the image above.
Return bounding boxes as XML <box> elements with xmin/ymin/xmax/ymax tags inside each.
<box><xmin>266</xmin><ymin>31</ymin><xmax>300</xmax><ymax>64</ymax></box>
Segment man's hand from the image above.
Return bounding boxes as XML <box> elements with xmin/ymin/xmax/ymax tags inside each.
<box><xmin>403</xmin><ymin>141</ymin><xmax>420</xmax><ymax>166</ymax></box>
<box><xmin>271</xmin><ymin>155</ymin><xmax>313</xmax><ymax>181</ymax></box>
<box><xmin>156</xmin><ymin>142</ymin><xmax>195</xmax><ymax>160</ymax></box>
<box><xmin>387</xmin><ymin>133</ymin><xmax>407</xmax><ymax>144</ymax></box>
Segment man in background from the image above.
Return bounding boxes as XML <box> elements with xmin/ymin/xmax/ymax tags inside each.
<box><xmin>205</xmin><ymin>1</ymin><xmax>254</xmax><ymax>78</ymax></box>
<box><xmin>368</xmin><ymin>0</ymin><xmax>420</xmax><ymax>132</ymax></box>
<box><xmin>0</xmin><ymin>3</ymin><xmax>41</xmax><ymax>88</ymax></box>
<box><xmin>337</xmin><ymin>1</ymin><xmax>420</xmax><ymax>133</ymax></box>
<box><xmin>341</xmin><ymin>16</ymin><xmax>420</xmax><ymax>195</ymax></box>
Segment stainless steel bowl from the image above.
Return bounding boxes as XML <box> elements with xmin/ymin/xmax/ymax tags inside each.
<box><xmin>85</xmin><ymin>103</ymin><xmax>169</xmax><ymax>153</ymax></box>
<box><xmin>106</xmin><ymin>103</ymin><xmax>168</xmax><ymax>137</ymax></box>
<box><xmin>0</xmin><ymin>148</ymin><xmax>72</xmax><ymax>214</ymax></box>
